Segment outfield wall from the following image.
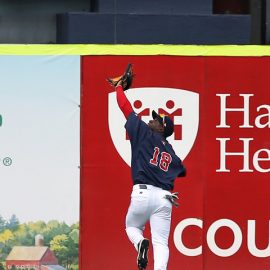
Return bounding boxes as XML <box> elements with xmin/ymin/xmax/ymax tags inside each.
<box><xmin>1</xmin><ymin>45</ymin><xmax>270</xmax><ymax>270</ymax></box>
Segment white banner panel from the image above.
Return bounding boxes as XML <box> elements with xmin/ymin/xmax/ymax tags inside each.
<box><xmin>0</xmin><ymin>56</ymin><xmax>80</xmax><ymax>225</ymax></box>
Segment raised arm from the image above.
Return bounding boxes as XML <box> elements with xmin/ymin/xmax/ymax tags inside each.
<box><xmin>116</xmin><ymin>84</ymin><xmax>133</xmax><ymax>119</ymax></box>
<box><xmin>107</xmin><ymin>63</ymin><xmax>134</xmax><ymax>119</ymax></box>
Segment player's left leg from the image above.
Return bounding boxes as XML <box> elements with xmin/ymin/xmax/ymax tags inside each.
<box><xmin>150</xmin><ymin>198</ymin><xmax>172</xmax><ymax>270</ymax></box>
<box><xmin>137</xmin><ymin>238</ymin><xmax>150</xmax><ymax>270</ymax></box>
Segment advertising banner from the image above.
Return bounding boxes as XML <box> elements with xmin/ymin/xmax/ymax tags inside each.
<box><xmin>80</xmin><ymin>54</ymin><xmax>270</xmax><ymax>270</ymax></box>
<box><xmin>0</xmin><ymin>55</ymin><xmax>80</xmax><ymax>270</ymax></box>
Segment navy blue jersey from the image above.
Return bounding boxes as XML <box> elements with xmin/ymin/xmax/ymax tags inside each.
<box><xmin>125</xmin><ymin>112</ymin><xmax>185</xmax><ymax>190</ymax></box>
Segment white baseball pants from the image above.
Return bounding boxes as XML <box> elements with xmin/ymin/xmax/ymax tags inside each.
<box><xmin>125</xmin><ymin>184</ymin><xmax>173</xmax><ymax>270</ymax></box>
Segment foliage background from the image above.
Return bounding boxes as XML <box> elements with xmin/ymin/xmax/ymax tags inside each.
<box><xmin>0</xmin><ymin>215</ymin><xmax>79</xmax><ymax>270</ymax></box>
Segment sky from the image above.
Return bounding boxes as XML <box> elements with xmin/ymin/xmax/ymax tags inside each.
<box><xmin>0</xmin><ymin>56</ymin><xmax>80</xmax><ymax>225</ymax></box>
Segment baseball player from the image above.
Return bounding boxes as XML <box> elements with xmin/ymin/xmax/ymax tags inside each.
<box><xmin>108</xmin><ymin>64</ymin><xmax>186</xmax><ymax>270</ymax></box>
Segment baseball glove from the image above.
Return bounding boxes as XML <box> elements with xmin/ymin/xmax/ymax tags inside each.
<box><xmin>107</xmin><ymin>63</ymin><xmax>134</xmax><ymax>91</ymax></box>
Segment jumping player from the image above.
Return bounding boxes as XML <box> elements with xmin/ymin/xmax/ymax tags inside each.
<box><xmin>110</xmin><ymin>71</ymin><xmax>186</xmax><ymax>270</ymax></box>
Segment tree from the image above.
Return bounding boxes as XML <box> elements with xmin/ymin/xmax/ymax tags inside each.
<box><xmin>43</xmin><ymin>221</ymin><xmax>71</xmax><ymax>246</ymax></box>
<box><xmin>13</xmin><ymin>224</ymin><xmax>33</xmax><ymax>246</ymax></box>
<box><xmin>27</xmin><ymin>221</ymin><xmax>46</xmax><ymax>234</ymax></box>
<box><xmin>0</xmin><ymin>216</ymin><xmax>6</xmax><ymax>233</ymax></box>
<box><xmin>50</xmin><ymin>234</ymin><xmax>69</xmax><ymax>266</ymax></box>
<box><xmin>25</xmin><ymin>220</ymin><xmax>47</xmax><ymax>245</ymax></box>
<box><xmin>69</xmin><ymin>229</ymin><xmax>79</xmax><ymax>244</ymax></box>
<box><xmin>6</xmin><ymin>215</ymin><xmax>19</xmax><ymax>232</ymax></box>
<box><xmin>0</xmin><ymin>229</ymin><xmax>14</xmax><ymax>244</ymax></box>
<box><xmin>0</xmin><ymin>229</ymin><xmax>14</xmax><ymax>260</ymax></box>
<box><xmin>70</xmin><ymin>222</ymin><xmax>79</xmax><ymax>230</ymax></box>
<box><xmin>66</xmin><ymin>233</ymin><xmax>78</xmax><ymax>269</ymax></box>
<box><xmin>0</xmin><ymin>262</ymin><xmax>5</xmax><ymax>270</ymax></box>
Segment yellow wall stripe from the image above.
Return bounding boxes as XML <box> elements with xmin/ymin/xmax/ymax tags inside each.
<box><xmin>0</xmin><ymin>44</ymin><xmax>270</xmax><ymax>56</ymax></box>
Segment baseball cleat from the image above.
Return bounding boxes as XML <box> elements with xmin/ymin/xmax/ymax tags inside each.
<box><xmin>137</xmin><ymin>238</ymin><xmax>150</xmax><ymax>270</ymax></box>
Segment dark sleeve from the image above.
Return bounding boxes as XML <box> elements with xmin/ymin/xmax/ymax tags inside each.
<box><xmin>178</xmin><ymin>164</ymin><xmax>186</xmax><ymax>177</ymax></box>
<box><xmin>125</xmin><ymin>112</ymin><xmax>149</xmax><ymax>143</ymax></box>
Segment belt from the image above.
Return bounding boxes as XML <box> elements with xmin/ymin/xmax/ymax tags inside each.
<box><xmin>133</xmin><ymin>184</ymin><xmax>165</xmax><ymax>190</ymax></box>
<box><xmin>133</xmin><ymin>184</ymin><xmax>149</xmax><ymax>190</ymax></box>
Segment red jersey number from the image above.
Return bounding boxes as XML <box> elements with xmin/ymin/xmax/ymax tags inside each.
<box><xmin>150</xmin><ymin>147</ymin><xmax>172</xmax><ymax>172</ymax></box>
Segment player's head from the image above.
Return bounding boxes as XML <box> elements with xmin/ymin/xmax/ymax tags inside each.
<box><xmin>151</xmin><ymin>110</ymin><xmax>174</xmax><ymax>138</ymax></box>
